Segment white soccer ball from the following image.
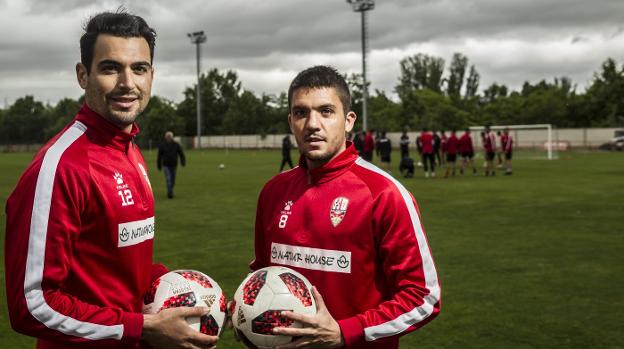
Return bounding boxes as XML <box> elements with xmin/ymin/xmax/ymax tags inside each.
<box><xmin>232</xmin><ymin>266</ymin><xmax>317</xmax><ymax>348</ymax></box>
<box><xmin>142</xmin><ymin>270</ymin><xmax>226</xmax><ymax>336</ymax></box>
<box><xmin>219</xmin><ymin>163</ymin><xmax>225</xmax><ymax>169</ymax></box>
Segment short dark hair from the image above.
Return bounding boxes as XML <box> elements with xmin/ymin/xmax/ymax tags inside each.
<box><xmin>80</xmin><ymin>9</ymin><xmax>156</xmax><ymax>73</ymax></box>
<box><xmin>288</xmin><ymin>65</ymin><xmax>351</xmax><ymax>114</ymax></box>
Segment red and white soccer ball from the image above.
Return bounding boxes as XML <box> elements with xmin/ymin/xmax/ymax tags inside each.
<box><xmin>232</xmin><ymin>266</ymin><xmax>317</xmax><ymax>349</ymax></box>
<box><xmin>142</xmin><ymin>270</ymin><xmax>226</xmax><ymax>336</ymax></box>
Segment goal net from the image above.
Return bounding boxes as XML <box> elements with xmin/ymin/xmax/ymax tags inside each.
<box><xmin>469</xmin><ymin>124</ymin><xmax>560</xmax><ymax>160</ymax></box>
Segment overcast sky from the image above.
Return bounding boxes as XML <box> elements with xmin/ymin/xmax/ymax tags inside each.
<box><xmin>1</xmin><ymin>0</ymin><xmax>623</xmax><ymax>106</ymax></box>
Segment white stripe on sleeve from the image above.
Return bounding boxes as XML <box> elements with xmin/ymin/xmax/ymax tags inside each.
<box><xmin>24</xmin><ymin>121</ymin><xmax>124</xmax><ymax>340</ymax></box>
<box><xmin>355</xmin><ymin>158</ymin><xmax>440</xmax><ymax>341</ymax></box>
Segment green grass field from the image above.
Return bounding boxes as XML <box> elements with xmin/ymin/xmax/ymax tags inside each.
<box><xmin>1</xmin><ymin>149</ymin><xmax>622</xmax><ymax>348</ymax></box>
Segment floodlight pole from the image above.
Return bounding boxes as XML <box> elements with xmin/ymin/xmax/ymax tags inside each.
<box><xmin>347</xmin><ymin>0</ymin><xmax>374</xmax><ymax>132</ymax></box>
<box><xmin>361</xmin><ymin>10</ymin><xmax>368</xmax><ymax>132</ymax></box>
<box><xmin>188</xmin><ymin>31</ymin><xmax>206</xmax><ymax>149</ymax></box>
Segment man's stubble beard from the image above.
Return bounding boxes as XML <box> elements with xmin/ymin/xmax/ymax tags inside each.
<box><xmin>304</xmin><ymin>151</ymin><xmax>333</xmax><ymax>163</ymax></box>
<box><xmin>302</xmin><ymin>139</ymin><xmax>344</xmax><ymax>165</ymax></box>
<box><xmin>98</xmin><ymin>94</ymin><xmax>149</xmax><ymax>129</ymax></box>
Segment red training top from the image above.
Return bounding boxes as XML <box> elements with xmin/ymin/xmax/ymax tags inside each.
<box><xmin>501</xmin><ymin>133</ymin><xmax>513</xmax><ymax>153</ymax></box>
<box><xmin>5</xmin><ymin>104</ymin><xmax>167</xmax><ymax>349</ymax></box>
<box><xmin>364</xmin><ymin>133</ymin><xmax>375</xmax><ymax>153</ymax></box>
<box><xmin>446</xmin><ymin>134</ymin><xmax>459</xmax><ymax>155</ymax></box>
<box><xmin>458</xmin><ymin>133</ymin><xmax>474</xmax><ymax>154</ymax></box>
<box><xmin>252</xmin><ymin>143</ymin><xmax>441</xmax><ymax>349</ymax></box>
<box><xmin>420</xmin><ymin>132</ymin><xmax>434</xmax><ymax>154</ymax></box>
<box><xmin>483</xmin><ymin>131</ymin><xmax>496</xmax><ymax>153</ymax></box>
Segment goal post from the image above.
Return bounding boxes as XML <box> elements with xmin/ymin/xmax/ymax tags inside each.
<box><xmin>469</xmin><ymin>124</ymin><xmax>557</xmax><ymax>160</ymax></box>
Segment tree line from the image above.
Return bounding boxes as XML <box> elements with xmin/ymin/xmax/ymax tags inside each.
<box><xmin>1</xmin><ymin>54</ymin><xmax>623</xmax><ymax>147</ymax></box>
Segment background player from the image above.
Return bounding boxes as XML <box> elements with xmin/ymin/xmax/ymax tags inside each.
<box><xmin>501</xmin><ymin>127</ymin><xmax>514</xmax><ymax>175</ymax></box>
<box><xmin>377</xmin><ymin>130</ymin><xmax>392</xmax><ymax>171</ymax></box>
<box><xmin>483</xmin><ymin>125</ymin><xmax>496</xmax><ymax>176</ymax></box>
<box><xmin>280</xmin><ymin>132</ymin><xmax>295</xmax><ymax>172</ymax></box>
<box><xmin>459</xmin><ymin>128</ymin><xmax>477</xmax><ymax>175</ymax></box>
<box><xmin>421</xmin><ymin>127</ymin><xmax>435</xmax><ymax>177</ymax></box>
<box><xmin>444</xmin><ymin>129</ymin><xmax>459</xmax><ymax>178</ymax></box>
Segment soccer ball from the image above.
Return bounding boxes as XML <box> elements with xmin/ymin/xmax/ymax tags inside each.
<box><xmin>142</xmin><ymin>270</ymin><xmax>226</xmax><ymax>336</ymax></box>
<box><xmin>232</xmin><ymin>266</ymin><xmax>317</xmax><ymax>348</ymax></box>
<box><xmin>219</xmin><ymin>163</ymin><xmax>225</xmax><ymax>170</ymax></box>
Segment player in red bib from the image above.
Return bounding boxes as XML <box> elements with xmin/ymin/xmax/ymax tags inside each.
<box><xmin>420</xmin><ymin>128</ymin><xmax>435</xmax><ymax>177</ymax></box>
<box><xmin>459</xmin><ymin>128</ymin><xmax>477</xmax><ymax>175</ymax></box>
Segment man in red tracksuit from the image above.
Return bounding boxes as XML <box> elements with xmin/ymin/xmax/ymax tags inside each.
<box><xmin>5</xmin><ymin>11</ymin><xmax>217</xmax><ymax>349</ymax></box>
<box><xmin>251</xmin><ymin>66</ymin><xmax>441</xmax><ymax>348</ymax></box>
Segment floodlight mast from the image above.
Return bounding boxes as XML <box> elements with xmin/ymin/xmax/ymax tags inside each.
<box><xmin>187</xmin><ymin>31</ymin><xmax>206</xmax><ymax>149</ymax></box>
<box><xmin>346</xmin><ymin>0</ymin><xmax>374</xmax><ymax>132</ymax></box>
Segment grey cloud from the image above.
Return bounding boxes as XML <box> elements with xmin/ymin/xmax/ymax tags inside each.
<box><xmin>2</xmin><ymin>0</ymin><xmax>624</xmax><ymax>104</ymax></box>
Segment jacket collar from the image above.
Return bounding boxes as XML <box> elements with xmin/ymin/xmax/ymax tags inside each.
<box><xmin>299</xmin><ymin>141</ymin><xmax>358</xmax><ymax>184</ymax></box>
<box><xmin>75</xmin><ymin>104</ymin><xmax>140</xmax><ymax>152</ymax></box>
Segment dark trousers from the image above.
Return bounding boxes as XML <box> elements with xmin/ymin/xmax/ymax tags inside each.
<box><xmin>280</xmin><ymin>156</ymin><xmax>293</xmax><ymax>171</ymax></box>
<box><xmin>163</xmin><ymin>166</ymin><xmax>177</xmax><ymax>198</ymax></box>
<box><xmin>423</xmin><ymin>153</ymin><xmax>436</xmax><ymax>172</ymax></box>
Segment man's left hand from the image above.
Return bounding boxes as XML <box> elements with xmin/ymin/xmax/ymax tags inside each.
<box><xmin>273</xmin><ymin>286</ymin><xmax>344</xmax><ymax>349</ymax></box>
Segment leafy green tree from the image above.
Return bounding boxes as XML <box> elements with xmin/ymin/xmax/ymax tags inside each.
<box><xmin>136</xmin><ymin>96</ymin><xmax>184</xmax><ymax>149</ymax></box>
<box><xmin>177</xmin><ymin>68</ymin><xmax>242</xmax><ymax>135</ymax></box>
<box><xmin>483</xmin><ymin>83</ymin><xmax>509</xmax><ymax>103</ymax></box>
<box><xmin>44</xmin><ymin>98</ymin><xmax>81</xmax><ymax>140</ymax></box>
<box><xmin>221</xmin><ymin>90</ymin><xmax>263</xmax><ymax>134</ymax></box>
<box><xmin>259</xmin><ymin>92</ymin><xmax>289</xmax><ymax>134</ymax></box>
<box><xmin>584</xmin><ymin>58</ymin><xmax>624</xmax><ymax>126</ymax></box>
<box><xmin>446</xmin><ymin>53</ymin><xmax>468</xmax><ymax>99</ymax></box>
<box><xmin>346</xmin><ymin>73</ymin><xmax>366</xmax><ymax>119</ymax></box>
<box><xmin>464</xmin><ymin>65</ymin><xmax>480</xmax><ymax>99</ymax></box>
<box><xmin>414</xmin><ymin>89</ymin><xmax>469</xmax><ymax>130</ymax></box>
<box><xmin>367</xmin><ymin>90</ymin><xmax>402</xmax><ymax>132</ymax></box>
<box><xmin>0</xmin><ymin>108</ymin><xmax>5</xmax><ymax>144</ymax></box>
<box><xmin>397</xmin><ymin>53</ymin><xmax>446</xmax><ymax>98</ymax></box>
<box><xmin>1</xmin><ymin>96</ymin><xmax>48</xmax><ymax>143</ymax></box>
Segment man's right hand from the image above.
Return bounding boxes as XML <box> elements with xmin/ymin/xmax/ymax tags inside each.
<box><xmin>142</xmin><ymin>307</ymin><xmax>219</xmax><ymax>349</ymax></box>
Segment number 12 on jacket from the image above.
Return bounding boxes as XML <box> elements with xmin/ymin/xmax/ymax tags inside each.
<box><xmin>118</xmin><ymin>189</ymin><xmax>135</xmax><ymax>206</ymax></box>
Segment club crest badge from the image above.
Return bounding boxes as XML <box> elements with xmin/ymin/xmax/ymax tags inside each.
<box><xmin>330</xmin><ymin>197</ymin><xmax>349</xmax><ymax>227</ymax></box>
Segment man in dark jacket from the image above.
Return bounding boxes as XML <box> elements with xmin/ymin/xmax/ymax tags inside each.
<box><xmin>378</xmin><ymin>131</ymin><xmax>392</xmax><ymax>171</ymax></box>
<box><xmin>157</xmin><ymin>131</ymin><xmax>186</xmax><ymax>198</ymax></box>
<box><xmin>280</xmin><ymin>133</ymin><xmax>294</xmax><ymax>172</ymax></box>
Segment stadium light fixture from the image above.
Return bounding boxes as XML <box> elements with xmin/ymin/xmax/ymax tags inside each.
<box><xmin>346</xmin><ymin>0</ymin><xmax>374</xmax><ymax>132</ymax></box>
<box><xmin>188</xmin><ymin>31</ymin><xmax>207</xmax><ymax>149</ymax></box>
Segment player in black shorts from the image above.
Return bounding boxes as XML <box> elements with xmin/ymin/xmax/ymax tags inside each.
<box><xmin>377</xmin><ymin>131</ymin><xmax>392</xmax><ymax>172</ymax></box>
<box><xmin>459</xmin><ymin>128</ymin><xmax>477</xmax><ymax>175</ymax></box>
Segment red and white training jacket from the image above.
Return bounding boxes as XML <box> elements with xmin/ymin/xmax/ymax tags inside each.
<box><xmin>251</xmin><ymin>143</ymin><xmax>441</xmax><ymax>349</ymax></box>
<box><xmin>501</xmin><ymin>133</ymin><xmax>513</xmax><ymax>153</ymax></box>
<box><xmin>483</xmin><ymin>131</ymin><xmax>496</xmax><ymax>153</ymax></box>
<box><xmin>5</xmin><ymin>104</ymin><xmax>167</xmax><ymax>349</ymax></box>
